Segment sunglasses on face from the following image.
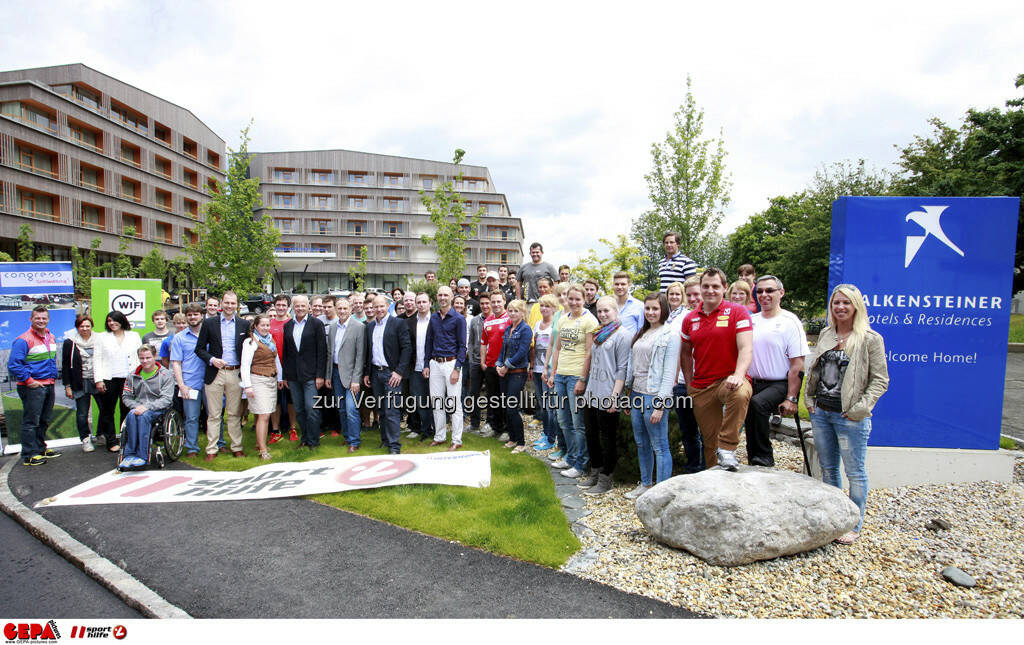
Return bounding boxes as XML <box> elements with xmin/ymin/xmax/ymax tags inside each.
<box><xmin>755</xmin><ymin>288</ymin><xmax>779</xmax><ymax>295</ymax></box>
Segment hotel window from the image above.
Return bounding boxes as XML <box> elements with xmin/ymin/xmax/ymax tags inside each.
<box><xmin>1</xmin><ymin>102</ymin><xmax>56</xmax><ymax>132</ymax></box>
<box><xmin>487</xmin><ymin>249</ymin><xmax>511</xmax><ymax>264</ymax></box>
<box><xmin>183</xmin><ymin>168</ymin><xmax>198</xmax><ymax>188</ymax></box>
<box><xmin>207</xmin><ymin>177</ymin><xmax>218</xmax><ymax>193</ymax></box>
<box><xmin>68</xmin><ymin>119</ymin><xmax>102</xmax><ymax>152</ymax></box>
<box><xmin>17</xmin><ymin>189</ymin><xmax>55</xmax><ymax>220</ymax></box>
<box><xmin>383</xmin><ymin>221</ymin><xmax>401</xmax><ymax>237</ymax></box>
<box><xmin>383</xmin><ymin>246</ymin><xmax>400</xmax><ymax>260</ymax></box>
<box><xmin>422</xmin><ymin>176</ymin><xmax>434</xmax><ymax>190</ymax></box>
<box><xmin>122</xmin><ymin>213</ymin><xmax>143</xmax><ymax>237</ymax></box>
<box><xmin>273</xmin><ymin>193</ymin><xmax>296</xmax><ymax>208</ymax></box>
<box><xmin>467</xmin><ymin>179</ymin><xmax>478</xmax><ymax>191</ymax></box>
<box><xmin>347</xmin><ymin>172</ymin><xmax>367</xmax><ymax>185</ymax></box>
<box><xmin>111</xmin><ymin>101</ymin><xmax>147</xmax><ymax>133</ymax></box>
<box><xmin>154</xmin><ymin>156</ymin><xmax>172</xmax><ymax>179</ymax></box>
<box><xmin>274</xmin><ymin>218</ymin><xmax>295</xmax><ymax>234</ymax></box>
<box><xmin>121</xmin><ymin>178</ymin><xmax>141</xmax><ymax>203</ymax></box>
<box><xmin>154</xmin><ymin>188</ymin><xmax>172</xmax><ymax>212</ymax></box>
<box><xmin>454</xmin><ymin>179</ymin><xmax>464</xmax><ymax>190</ymax></box>
<box><xmin>82</xmin><ymin>204</ymin><xmax>104</xmax><ymax>231</ymax></box>
<box><xmin>347</xmin><ymin>220</ymin><xmax>367</xmax><ymax>236</ymax></box>
<box><xmin>310</xmin><ymin>169</ymin><xmax>335</xmax><ymax>185</ymax></box>
<box><xmin>461</xmin><ymin>200</ymin><xmax>473</xmax><ymax>214</ymax></box>
<box><xmin>311</xmin><ymin>194</ymin><xmax>332</xmax><ymax>210</ymax></box>
<box><xmin>382</xmin><ymin>198</ymin><xmax>402</xmax><ymax>212</ymax></box>
<box><xmin>60</xmin><ymin>84</ymin><xmax>100</xmax><ymax>110</ymax></box>
<box><xmin>185</xmin><ymin>228</ymin><xmax>198</xmax><ymax>245</ymax></box>
<box><xmin>80</xmin><ymin>164</ymin><xmax>103</xmax><ymax>192</ymax></box>
<box><xmin>348</xmin><ymin>196</ymin><xmax>367</xmax><ymax>210</ymax></box>
<box><xmin>347</xmin><ymin>245</ymin><xmax>363</xmax><ymax>260</ymax></box>
<box><xmin>311</xmin><ymin>219</ymin><xmax>331</xmax><ymax>235</ymax></box>
<box><xmin>381</xmin><ymin>173</ymin><xmax>402</xmax><ymax>187</ymax></box>
<box><xmin>155</xmin><ymin>222</ymin><xmax>171</xmax><ymax>243</ymax></box>
<box><xmin>184</xmin><ymin>198</ymin><xmax>199</xmax><ymax>218</ymax></box>
<box><xmin>460</xmin><ymin>224</ymin><xmax>475</xmax><ymax>237</ymax></box>
<box><xmin>273</xmin><ymin>167</ymin><xmax>295</xmax><ymax>183</ymax></box>
<box><xmin>120</xmin><ymin>142</ymin><xmax>141</xmax><ymax>167</ymax></box>
<box><xmin>153</xmin><ymin>122</ymin><xmax>171</xmax><ymax>145</ymax></box>
<box><xmin>16</xmin><ymin>144</ymin><xmax>55</xmax><ymax>178</ymax></box>
<box><xmin>207</xmin><ymin>150</ymin><xmax>221</xmax><ymax>169</ymax></box>
<box><xmin>311</xmin><ymin>243</ymin><xmax>331</xmax><ymax>254</ymax></box>
<box><xmin>182</xmin><ymin>137</ymin><xmax>197</xmax><ymax>159</ymax></box>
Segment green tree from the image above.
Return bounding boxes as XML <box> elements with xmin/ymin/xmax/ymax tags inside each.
<box><xmin>112</xmin><ymin>226</ymin><xmax>138</xmax><ymax>278</ymax></box>
<box><xmin>0</xmin><ymin>251</ymin><xmax>12</xmax><ymax>262</ymax></box>
<box><xmin>16</xmin><ymin>223</ymin><xmax>34</xmax><ymax>261</ymax></box>
<box><xmin>138</xmin><ymin>246</ymin><xmax>168</xmax><ymax>282</ymax></box>
<box><xmin>894</xmin><ymin>73</ymin><xmax>1024</xmax><ymax>291</ymax></box>
<box><xmin>631</xmin><ymin>76</ymin><xmax>732</xmax><ymax>289</ymax></box>
<box><xmin>69</xmin><ymin>237</ymin><xmax>109</xmax><ymax>299</ymax></box>
<box><xmin>189</xmin><ymin>121</ymin><xmax>279</xmax><ymax>295</ymax></box>
<box><xmin>420</xmin><ymin>149</ymin><xmax>483</xmax><ymax>284</ymax></box>
<box><xmin>726</xmin><ymin>194</ymin><xmax>807</xmax><ymax>276</ymax></box>
<box><xmin>349</xmin><ymin>245</ymin><xmax>368</xmax><ymax>292</ymax></box>
<box><xmin>573</xmin><ymin>234</ymin><xmax>644</xmax><ymax>293</ymax></box>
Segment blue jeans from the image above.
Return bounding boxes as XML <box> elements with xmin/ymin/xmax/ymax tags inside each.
<box><xmin>288</xmin><ymin>380</ymin><xmax>321</xmax><ymax>446</ymax></box>
<box><xmin>811</xmin><ymin>409</ymin><xmax>870</xmax><ymax>533</ymax></box>
<box><xmin>554</xmin><ymin>374</ymin><xmax>588</xmax><ymax>471</ymax></box>
<box><xmin>332</xmin><ymin>369</ymin><xmax>362</xmax><ymax>447</ymax></box>
<box><xmin>122</xmin><ymin>408</ymin><xmax>164</xmax><ymax>463</ymax></box>
<box><xmin>17</xmin><ymin>384</ymin><xmax>54</xmax><ymax>458</ymax></box>
<box><xmin>181</xmin><ymin>387</ymin><xmax>204</xmax><ymax>454</ymax></box>
<box><xmin>501</xmin><ymin>371</ymin><xmax>528</xmax><ymax>445</ymax></box>
<box><xmin>630</xmin><ymin>393</ymin><xmax>672</xmax><ymax>486</ymax></box>
<box><xmin>72</xmin><ymin>382</ymin><xmax>99</xmax><ymax>440</ymax></box>
<box><xmin>532</xmin><ymin>372</ymin><xmax>558</xmax><ymax>444</ymax></box>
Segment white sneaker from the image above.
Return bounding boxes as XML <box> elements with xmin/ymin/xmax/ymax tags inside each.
<box><xmin>717</xmin><ymin>448</ymin><xmax>739</xmax><ymax>471</ymax></box>
<box><xmin>82</xmin><ymin>437</ymin><xmax>95</xmax><ymax>453</ymax></box>
<box><xmin>497</xmin><ymin>433</ymin><xmax>510</xmax><ymax>443</ymax></box>
<box><xmin>482</xmin><ymin>423</ymin><xmax>494</xmax><ymax>433</ymax></box>
<box><xmin>550</xmin><ymin>459</ymin><xmax>569</xmax><ymax>469</ymax></box>
<box><xmin>560</xmin><ymin>467</ymin><xmax>582</xmax><ymax>478</ymax></box>
<box><xmin>624</xmin><ymin>484</ymin><xmax>650</xmax><ymax>499</ymax></box>
<box><xmin>407</xmin><ymin>432</ymin><xmax>421</xmax><ymax>440</ymax></box>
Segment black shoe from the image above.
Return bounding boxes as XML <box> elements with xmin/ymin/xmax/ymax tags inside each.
<box><xmin>388</xmin><ymin>448</ymin><xmax>401</xmax><ymax>455</ymax></box>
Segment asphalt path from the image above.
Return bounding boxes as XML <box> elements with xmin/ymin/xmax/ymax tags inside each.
<box><xmin>0</xmin><ymin>506</ymin><xmax>141</xmax><ymax>618</ymax></box>
<box><xmin>6</xmin><ymin>451</ymin><xmax>700</xmax><ymax>619</ymax></box>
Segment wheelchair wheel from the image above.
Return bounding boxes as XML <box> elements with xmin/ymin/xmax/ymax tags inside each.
<box><xmin>160</xmin><ymin>410</ymin><xmax>185</xmax><ymax>462</ymax></box>
<box><xmin>114</xmin><ymin>417</ymin><xmax>128</xmax><ymax>468</ymax></box>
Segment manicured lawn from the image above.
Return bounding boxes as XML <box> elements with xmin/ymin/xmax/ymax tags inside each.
<box><xmin>184</xmin><ymin>424</ymin><xmax>581</xmax><ymax>568</ymax></box>
<box><xmin>1010</xmin><ymin>314</ymin><xmax>1024</xmax><ymax>343</ymax></box>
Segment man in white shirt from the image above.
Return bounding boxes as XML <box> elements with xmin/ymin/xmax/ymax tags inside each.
<box><xmin>404</xmin><ymin>292</ymin><xmax>434</xmax><ymax>440</ymax></box>
<box><xmin>745</xmin><ymin>275</ymin><xmax>809</xmax><ymax>467</ymax></box>
<box><xmin>363</xmin><ymin>295</ymin><xmax>412</xmax><ymax>454</ymax></box>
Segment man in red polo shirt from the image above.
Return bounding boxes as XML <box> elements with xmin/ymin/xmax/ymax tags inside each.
<box><xmin>679</xmin><ymin>268</ymin><xmax>753</xmax><ymax>470</ymax></box>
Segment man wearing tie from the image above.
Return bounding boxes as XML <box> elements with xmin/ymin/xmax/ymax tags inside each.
<box><xmin>363</xmin><ymin>295</ymin><xmax>412</xmax><ymax>454</ymax></box>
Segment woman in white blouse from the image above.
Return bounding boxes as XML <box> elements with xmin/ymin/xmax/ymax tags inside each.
<box><xmin>93</xmin><ymin>310</ymin><xmax>142</xmax><ymax>452</ymax></box>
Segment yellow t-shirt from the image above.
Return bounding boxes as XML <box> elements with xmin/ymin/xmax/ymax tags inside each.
<box><xmin>527</xmin><ymin>302</ymin><xmax>543</xmax><ymax>329</ymax></box>
<box><xmin>555</xmin><ymin>310</ymin><xmax>598</xmax><ymax>377</ymax></box>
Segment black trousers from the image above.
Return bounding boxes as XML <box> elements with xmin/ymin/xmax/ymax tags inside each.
<box><xmin>672</xmin><ymin>382</ymin><xmax>703</xmax><ymax>473</ymax></box>
<box><xmin>744</xmin><ymin>378</ymin><xmax>788</xmax><ymax>466</ymax></box>
<box><xmin>466</xmin><ymin>362</ymin><xmax>485</xmax><ymax>429</ymax></box>
<box><xmin>583</xmin><ymin>406</ymin><xmax>619</xmax><ymax>476</ymax></box>
<box><xmin>97</xmin><ymin>377</ymin><xmax>127</xmax><ymax>446</ymax></box>
<box><xmin>483</xmin><ymin>366</ymin><xmax>505</xmax><ymax>432</ymax></box>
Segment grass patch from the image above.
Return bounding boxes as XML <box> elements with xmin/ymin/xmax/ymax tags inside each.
<box><xmin>2</xmin><ymin>391</ymin><xmax>81</xmax><ymax>440</ymax></box>
<box><xmin>184</xmin><ymin>424</ymin><xmax>580</xmax><ymax>568</ymax></box>
<box><xmin>1010</xmin><ymin>314</ymin><xmax>1024</xmax><ymax>343</ymax></box>
<box><xmin>1000</xmin><ymin>436</ymin><xmax>1021</xmax><ymax>450</ymax></box>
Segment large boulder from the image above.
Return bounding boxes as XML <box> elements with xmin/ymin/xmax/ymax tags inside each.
<box><xmin>635</xmin><ymin>467</ymin><xmax>860</xmax><ymax>566</ymax></box>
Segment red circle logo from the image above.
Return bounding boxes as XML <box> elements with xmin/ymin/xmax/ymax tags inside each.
<box><xmin>113</xmin><ymin>625</ymin><xmax>127</xmax><ymax>640</ymax></box>
<box><xmin>335</xmin><ymin>458</ymin><xmax>415</xmax><ymax>486</ymax></box>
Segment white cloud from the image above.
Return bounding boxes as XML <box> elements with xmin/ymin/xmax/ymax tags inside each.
<box><xmin>4</xmin><ymin>0</ymin><xmax>1021</xmax><ymax>268</ymax></box>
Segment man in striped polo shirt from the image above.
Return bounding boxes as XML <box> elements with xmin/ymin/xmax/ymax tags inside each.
<box><xmin>658</xmin><ymin>231</ymin><xmax>697</xmax><ymax>292</ymax></box>
<box><xmin>8</xmin><ymin>306</ymin><xmax>60</xmax><ymax>466</ymax></box>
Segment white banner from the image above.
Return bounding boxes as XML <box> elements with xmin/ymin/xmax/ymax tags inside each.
<box><xmin>36</xmin><ymin>451</ymin><xmax>491</xmax><ymax>508</ymax></box>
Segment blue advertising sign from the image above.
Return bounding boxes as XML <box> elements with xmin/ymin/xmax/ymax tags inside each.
<box><xmin>829</xmin><ymin>197</ymin><xmax>1020</xmax><ymax>450</ymax></box>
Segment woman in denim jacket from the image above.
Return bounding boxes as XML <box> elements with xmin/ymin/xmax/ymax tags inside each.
<box><xmin>805</xmin><ymin>283</ymin><xmax>889</xmax><ymax>545</ymax></box>
<box><xmin>624</xmin><ymin>292</ymin><xmax>681</xmax><ymax>499</ymax></box>
<box><xmin>496</xmin><ymin>300</ymin><xmax>534</xmax><ymax>452</ymax></box>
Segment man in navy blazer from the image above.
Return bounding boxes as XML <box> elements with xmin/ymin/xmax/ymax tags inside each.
<box><xmin>194</xmin><ymin>291</ymin><xmax>250</xmax><ymax>460</ymax></box>
<box><xmin>362</xmin><ymin>294</ymin><xmax>412</xmax><ymax>454</ymax></box>
<box><xmin>283</xmin><ymin>294</ymin><xmax>328</xmax><ymax>448</ymax></box>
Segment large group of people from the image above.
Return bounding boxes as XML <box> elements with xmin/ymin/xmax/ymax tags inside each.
<box><xmin>11</xmin><ymin>233</ymin><xmax>889</xmax><ymax>544</ymax></box>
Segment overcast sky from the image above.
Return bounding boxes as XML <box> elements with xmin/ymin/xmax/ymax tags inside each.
<box><xmin>4</xmin><ymin>1</ymin><xmax>1021</xmax><ymax>267</ymax></box>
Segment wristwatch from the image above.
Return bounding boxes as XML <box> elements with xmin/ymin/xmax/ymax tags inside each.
<box><xmin>787</xmin><ymin>396</ymin><xmax>798</xmax><ymax>403</ymax></box>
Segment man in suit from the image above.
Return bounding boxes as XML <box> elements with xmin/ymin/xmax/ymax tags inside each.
<box><xmin>363</xmin><ymin>294</ymin><xmax>412</xmax><ymax>454</ymax></box>
<box><xmin>194</xmin><ymin>291</ymin><xmax>250</xmax><ymax>461</ymax></box>
<box><xmin>283</xmin><ymin>294</ymin><xmax>327</xmax><ymax>448</ymax></box>
<box><xmin>326</xmin><ymin>297</ymin><xmax>365</xmax><ymax>452</ymax></box>
<box><xmin>404</xmin><ymin>292</ymin><xmax>434</xmax><ymax>441</ymax></box>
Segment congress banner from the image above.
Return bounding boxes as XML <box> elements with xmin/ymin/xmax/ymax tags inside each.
<box><xmin>35</xmin><ymin>451</ymin><xmax>492</xmax><ymax>508</ymax></box>
<box><xmin>829</xmin><ymin>196</ymin><xmax>1020</xmax><ymax>449</ymax></box>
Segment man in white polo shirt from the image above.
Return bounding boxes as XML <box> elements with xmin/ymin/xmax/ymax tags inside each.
<box><xmin>745</xmin><ymin>275</ymin><xmax>809</xmax><ymax>467</ymax></box>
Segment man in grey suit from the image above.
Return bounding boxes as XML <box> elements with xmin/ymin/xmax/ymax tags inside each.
<box><xmin>326</xmin><ymin>298</ymin><xmax>366</xmax><ymax>453</ymax></box>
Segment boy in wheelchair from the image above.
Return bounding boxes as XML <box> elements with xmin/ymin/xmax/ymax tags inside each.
<box><xmin>119</xmin><ymin>345</ymin><xmax>175</xmax><ymax>469</ymax></box>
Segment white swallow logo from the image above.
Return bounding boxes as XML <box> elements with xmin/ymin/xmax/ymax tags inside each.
<box><xmin>904</xmin><ymin>205</ymin><xmax>964</xmax><ymax>268</ymax></box>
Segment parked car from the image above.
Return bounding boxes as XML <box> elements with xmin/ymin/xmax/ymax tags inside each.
<box><xmin>244</xmin><ymin>293</ymin><xmax>274</xmax><ymax>314</ymax></box>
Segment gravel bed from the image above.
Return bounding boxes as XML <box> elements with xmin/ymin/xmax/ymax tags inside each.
<box><xmin>521</xmin><ymin>419</ymin><xmax>1024</xmax><ymax>618</ymax></box>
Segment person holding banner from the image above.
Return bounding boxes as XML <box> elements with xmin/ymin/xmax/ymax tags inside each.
<box><xmin>118</xmin><ymin>345</ymin><xmax>175</xmax><ymax>468</ymax></box>
<box><xmin>9</xmin><ymin>306</ymin><xmax>59</xmax><ymax>466</ymax></box>
<box><xmin>805</xmin><ymin>283</ymin><xmax>889</xmax><ymax>546</ymax></box>
<box><xmin>241</xmin><ymin>314</ymin><xmax>283</xmax><ymax>461</ymax></box>
<box><xmin>95</xmin><ymin>310</ymin><xmax>143</xmax><ymax>453</ymax></box>
<box><xmin>62</xmin><ymin>314</ymin><xmax>101</xmax><ymax>453</ymax></box>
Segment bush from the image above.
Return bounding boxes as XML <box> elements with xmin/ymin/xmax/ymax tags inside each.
<box><xmin>611</xmin><ymin>408</ymin><xmax>694</xmax><ymax>484</ymax></box>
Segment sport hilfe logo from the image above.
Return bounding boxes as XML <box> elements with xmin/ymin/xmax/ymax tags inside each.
<box><xmin>904</xmin><ymin>205</ymin><xmax>965</xmax><ymax>268</ymax></box>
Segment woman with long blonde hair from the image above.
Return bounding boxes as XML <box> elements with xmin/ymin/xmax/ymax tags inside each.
<box><xmin>805</xmin><ymin>284</ymin><xmax>889</xmax><ymax>545</ymax></box>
